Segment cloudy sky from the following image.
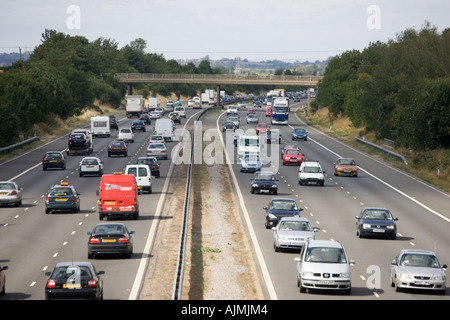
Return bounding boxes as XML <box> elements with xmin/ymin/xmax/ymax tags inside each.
<box><xmin>1</xmin><ymin>0</ymin><xmax>449</xmax><ymax>62</ymax></box>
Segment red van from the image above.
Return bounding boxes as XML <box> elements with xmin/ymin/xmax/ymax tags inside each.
<box><xmin>97</xmin><ymin>172</ymin><xmax>139</xmax><ymax>220</ymax></box>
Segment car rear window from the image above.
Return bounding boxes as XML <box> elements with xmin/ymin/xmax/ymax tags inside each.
<box><xmin>51</xmin><ymin>266</ymin><xmax>92</xmax><ymax>279</ymax></box>
<box><xmin>49</xmin><ymin>188</ymin><xmax>73</xmax><ymax>196</ymax></box>
<box><xmin>0</xmin><ymin>183</ymin><xmax>15</xmax><ymax>190</ymax></box>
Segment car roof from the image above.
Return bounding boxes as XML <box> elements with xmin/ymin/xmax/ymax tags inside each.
<box><xmin>279</xmin><ymin>216</ymin><xmax>309</xmax><ymax>222</ymax></box>
<box><xmin>270</xmin><ymin>197</ymin><xmax>296</xmax><ymax>202</ymax></box>
<box><xmin>399</xmin><ymin>249</ymin><xmax>436</xmax><ymax>256</ymax></box>
<box><xmin>307</xmin><ymin>240</ymin><xmax>343</xmax><ymax>248</ymax></box>
<box><xmin>54</xmin><ymin>261</ymin><xmax>94</xmax><ymax>268</ymax></box>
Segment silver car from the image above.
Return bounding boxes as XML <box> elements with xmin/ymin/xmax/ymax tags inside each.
<box><xmin>390</xmin><ymin>249</ymin><xmax>447</xmax><ymax>295</ymax></box>
<box><xmin>79</xmin><ymin>157</ymin><xmax>104</xmax><ymax>177</ymax></box>
<box><xmin>0</xmin><ymin>181</ymin><xmax>23</xmax><ymax>207</ymax></box>
<box><xmin>147</xmin><ymin>143</ymin><xmax>168</xmax><ymax>159</ymax></box>
<box><xmin>295</xmin><ymin>240</ymin><xmax>354</xmax><ymax>295</ymax></box>
<box><xmin>272</xmin><ymin>217</ymin><xmax>319</xmax><ymax>252</ymax></box>
<box><xmin>246</xmin><ymin>113</ymin><xmax>258</xmax><ymax>124</ymax></box>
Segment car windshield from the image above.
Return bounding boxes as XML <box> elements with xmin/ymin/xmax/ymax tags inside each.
<box><xmin>0</xmin><ymin>183</ymin><xmax>16</xmax><ymax>190</ymax></box>
<box><xmin>400</xmin><ymin>254</ymin><xmax>440</xmax><ymax>268</ymax></box>
<box><xmin>94</xmin><ymin>224</ymin><xmax>126</xmax><ymax>234</ymax></box>
<box><xmin>286</xmin><ymin>150</ymin><xmax>301</xmax><ymax>155</ymax></box>
<box><xmin>254</xmin><ymin>173</ymin><xmax>275</xmax><ymax>181</ymax></box>
<box><xmin>51</xmin><ymin>266</ymin><xmax>92</xmax><ymax>280</ymax></box>
<box><xmin>240</xmin><ymin>138</ymin><xmax>259</xmax><ymax>147</ymax></box>
<box><xmin>303</xmin><ymin>166</ymin><xmax>320</xmax><ymax>173</ymax></box>
<box><xmin>338</xmin><ymin>159</ymin><xmax>356</xmax><ymax>165</ymax></box>
<box><xmin>49</xmin><ymin>188</ymin><xmax>73</xmax><ymax>196</ymax></box>
<box><xmin>137</xmin><ymin>158</ymin><xmax>157</xmax><ymax>165</ymax></box>
<box><xmin>279</xmin><ymin>221</ymin><xmax>312</xmax><ymax>231</ymax></box>
<box><xmin>362</xmin><ymin>209</ymin><xmax>393</xmax><ymax>220</ymax></box>
<box><xmin>243</xmin><ymin>154</ymin><xmax>260</xmax><ymax>161</ymax></box>
<box><xmin>270</xmin><ymin>200</ymin><xmax>298</xmax><ymax>211</ymax></box>
<box><xmin>46</xmin><ymin>153</ymin><xmax>62</xmax><ymax>159</ymax></box>
<box><xmin>294</xmin><ymin>129</ymin><xmax>305</xmax><ymax>133</ymax></box>
<box><xmin>110</xmin><ymin>141</ymin><xmax>124</xmax><ymax>147</ymax></box>
<box><xmin>305</xmin><ymin>247</ymin><xmax>347</xmax><ymax>263</ymax></box>
<box><xmin>82</xmin><ymin>159</ymin><xmax>98</xmax><ymax>165</ymax></box>
<box><xmin>149</xmin><ymin>144</ymin><xmax>165</xmax><ymax>149</ymax></box>
<box><xmin>121</xmin><ymin>129</ymin><xmax>131</xmax><ymax>133</ymax></box>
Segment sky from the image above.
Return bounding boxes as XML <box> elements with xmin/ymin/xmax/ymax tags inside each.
<box><xmin>1</xmin><ymin>0</ymin><xmax>449</xmax><ymax>62</ymax></box>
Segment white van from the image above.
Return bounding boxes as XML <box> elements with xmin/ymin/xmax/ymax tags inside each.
<box><xmin>154</xmin><ymin>118</ymin><xmax>175</xmax><ymax>141</ymax></box>
<box><xmin>174</xmin><ymin>106</ymin><xmax>186</xmax><ymax>118</ymax></box>
<box><xmin>237</xmin><ymin>135</ymin><xmax>260</xmax><ymax>160</ymax></box>
<box><xmin>90</xmin><ymin>116</ymin><xmax>111</xmax><ymax>138</ymax></box>
<box><xmin>125</xmin><ymin>164</ymin><xmax>152</xmax><ymax>194</ymax></box>
<box><xmin>298</xmin><ymin>160</ymin><xmax>325</xmax><ymax>186</ymax></box>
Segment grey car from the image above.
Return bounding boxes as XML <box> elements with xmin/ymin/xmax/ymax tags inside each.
<box><xmin>390</xmin><ymin>249</ymin><xmax>447</xmax><ymax>295</ymax></box>
<box><xmin>295</xmin><ymin>240</ymin><xmax>354</xmax><ymax>295</ymax></box>
<box><xmin>272</xmin><ymin>217</ymin><xmax>319</xmax><ymax>252</ymax></box>
<box><xmin>0</xmin><ymin>181</ymin><xmax>23</xmax><ymax>207</ymax></box>
<box><xmin>355</xmin><ymin>207</ymin><xmax>398</xmax><ymax>239</ymax></box>
<box><xmin>246</xmin><ymin>113</ymin><xmax>258</xmax><ymax>124</ymax></box>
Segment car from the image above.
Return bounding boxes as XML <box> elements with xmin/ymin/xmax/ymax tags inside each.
<box><xmin>0</xmin><ymin>181</ymin><xmax>23</xmax><ymax>207</ymax></box>
<box><xmin>282</xmin><ymin>148</ymin><xmax>303</xmax><ymax>165</ymax></box>
<box><xmin>273</xmin><ymin>217</ymin><xmax>319</xmax><ymax>252</ymax></box>
<box><xmin>188</xmin><ymin>99</ymin><xmax>195</xmax><ymax>107</ymax></box>
<box><xmin>390</xmin><ymin>249</ymin><xmax>447</xmax><ymax>294</ymax></box>
<box><xmin>79</xmin><ymin>157</ymin><xmax>103</xmax><ymax>177</ymax></box>
<box><xmin>70</xmin><ymin>128</ymin><xmax>93</xmax><ymax>153</ymax></box>
<box><xmin>355</xmin><ymin>207</ymin><xmax>398</xmax><ymax>239</ymax></box>
<box><xmin>227</xmin><ymin>114</ymin><xmax>240</xmax><ymax>128</ymax></box>
<box><xmin>108</xmin><ymin>140</ymin><xmax>127</xmax><ymax>157</ymax></box>
<box><xmin>298</xmin><ymin>160</ymin><xmax>325</xmax><ymax>186</ymax></box>
<box><xmin>164</xmin><ymin>105</ymin><xmax>174</xmax><ymax>113</ymax></box>
<box><xmin>45</xmin><ymin>261</ymin><xmax>105</xmax><ymax>300</ymax></box>
<box><xmin>247</xmin><ymin>109</ymin><xmax>256</xmax><ymax>114</ymax></box>
<box><xmin>42</xmin><ymin>151</ymin><xmax>66</xmax><ymax>170</ymax></box>
<box><xmin>292</xmin><ymin>128</ymin><xmax>308</xmax><ymax>141</ymax></box>
<box><xmin>118</xmin><ymin>127</ymin><xmax>134</xmax><ymax>143</ymax></box>
<box><xmin>139</xmin><ymin>113</ymin><xmax>152</xmax><ymax>125</ymax></box>
<box><xmin>295</xmin><ymin>240</ymin><xmax>354</xmax><ymax>295</ymax></box>
<box><xmin>256</xmin><ymin>123</ymin><xmax>270</xmax><ymax>135</ymax></box>
<box><xmin>149</xmin><ymin>111</ymin><xmax>161</xmax><ymax>119</ymax></box>
<box><xmin>222</xmin><ymin>121</ymin><xmax>237</xmax><ymax>132</ymax></box>
<box><xmin>87</xmin><ymin>223</ymin><xmax>134</xmax><ymax>259</ymax></box>
<box><xmin>253</xmin><ymin>100</ymin><xmax>262</xmax><ymax>108</ymax></box>
<box><xmin>237</xmin><ymin>101</ymin><xmax>247</xmax><ymax>108</ymax></box>
<box><xmin>109</xmin><ymin>115</ymin><xmax>118</xmax><ymax>130</ymax></box>
<box><xmin>227</xmin><ymin>105</ymin><xmax>238</xmax><ymax>114</ymax></box>
<box><xmin>265</xmin><ymin>107</ymin><xmax>272</xmax><ymax>117</ymax></box>
<box><xmin>168</xmin><ymin>112</ymin><xmax>181</xmax><ymax>124</ymax></box>
<box><xmin>0</xmin><ymin>265</ymin><xmax>7</xmax><ymax>295</ymax></box>
<box><xmin>246</xmin><ymin>113</ymin><xmax>258</xmax><ymax>124</ymax></box>
<box><xmin>131</xmin><ymin>120</ymin><xmax>146</xmax><ymax>132</ymax></box>
<box><xmin>147</xmin><ymin>143</ymin><xmax>168</xmax><ymax>159</ymax></box>
<box><xmin>209</xmin><ymin>98</ymin><xmax>217</xmax><ymax>106</ymax></box>
<box><xmin>166</xmin><ymin>100</ymin><xmax>174</xmax><ymax>106</ymax></box>
<box><xmin>148</xmin><ymin>134</ymin><xmax>165</xmax><ymax>144</ymax></box>
<box><xmin>155</xmin><ymin>107</ymin><xmax>165</xmax><ymax>116</ymax></box>
<box><xmin>263</xmin><ymin>198</ymin><xmax>303</xmax><ymax>229</ymax></box>
<box><xmin>174</xmin><ymin>100</ymin><xmax>182</xmax><ymax>106</ymax></box>
<box><xmin>250</xmin><ymin>171</ymin><xmax>278</xmax><ymax>195</ymax></box>
<box><xmin>334</xmin><ymin>158</ymin><xmax>358</xmax><ymax>177</ymax></box>
<box><xmin>240</xmin><ymin>153</ymin><xmax>262</xmax><ymax>173</ymax></box>
<box><xmin>174</xmin><ymin>106</ymin><xmax>186</xmax><ymax>118</ymax></box>
<box><xmin>136</xmin><ymin>156</ymin><xmax>161</xmax><ymax>178</ymax></box>
<box><xmin>45</xmin><ymin>182</ymin><xmax>81</xmax><ymax>214</ymax></box>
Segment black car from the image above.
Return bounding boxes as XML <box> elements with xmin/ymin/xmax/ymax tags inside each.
<box><xmin>109</xmin><ymin>115</ymin><xmax>118</xmax><ymax>130</ymax></box>
<box><xmin>251</xmin><ymin>171</ymin><xmax>278</xmax><ymax>195</ymax></box>
<box><xmin>87</xmin><ymin>223</ymin><xmax>134</xmax><ymax>259</ymax></box>
<box><xmin>263</xmin><ymin>198</ymin><xmax>303</xmax><ymax>229</ymax></box>
<box><xmin>222</xmin><ymin>121</ymin><xmax>237</xmax><ymax>132</ymax></box>
<box><xmin>131</xmin><ymin>120</ymin><xmax>146</xmax><ymax>132</ymax></box>
<box><xmin>139</xmin><ymin>114</ymin><xmax>152</xmax><ymax>125</ymax></box>
<box><xmin>136</xmin><ymin>156</ymin><xmax>161</xmax><ymax>178</ymax></box>
<box><xmin>108</xmin><ymin>140</ymin><xmax>127</xmax><ymax>157</ymax></box>
<box><xmin>45</xmin><ymin>261</ymin><xmax>104</xmax><ymax>300</ymax></box>
<box><xmin>42</xmin><ymin>151</ymin><xmax>66</xmax><ymax>170</ymax></box>
<box><xmin>355</xmin><ymin>207</ymin><xmax>398</xmax><ymax>239</ymax></box>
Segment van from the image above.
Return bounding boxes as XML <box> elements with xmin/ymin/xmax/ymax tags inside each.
<box><xmin>125</xmin><ymin>164</ymin><xmax>152</xmax><ymax>194</ymax></box>
<box><xmin>298</xmin><ymin>160</ymin><xmax>325</xmax><ymax>186</ymax></box>
<box><xmin>174</xmin><ymin>106</ymin><xmax>186</xmax><ymax>118</ymax></box>
<box><xmin>91</xmin><ymin>116</ymin><xmax>111</xmax><ymax>138</ymax></box>
<box><xmin>237</xmin><ymin>135</ymin><xmax>260</xmax><ymax>160</ymax></box>
<box><xmin>97</xmin><ymin>172</ymin><xmax>139</xmax><ymax>220</ymax></box>
<box><xmin>154</xmin><ymin>118</ymin><xmax>175</xmax><ymax>141</ymax></box>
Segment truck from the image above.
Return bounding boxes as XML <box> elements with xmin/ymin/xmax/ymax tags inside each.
<box><xmin>154</xmin><ymin>118</ymin><xmax>175</xmax><ymax>142</ymax></box>
<box><xmin>68</xmin><ymin>128</ymin><xmax>93</xmax><ymax>155</ymax></box>
<box><xmin>90</xmin><ymin>116</ymin><xmax>111</xmax><ymax>138</ymax></box>
<box><xmin>126</xmin><ymin>95</ymin><xmax>143</xmax><ymax>118</ymax></box>
<box><xmin>270</xmin><ymin>97</ymin><xmax>290</xmax><ymax>125</ymax></box>
<box><xmin>147</xmin><ymin>97</ymin><xmax>158</xmax><ymax>112</ymax></box>
<box><xmin>201</xmin><ymin>93</ymin><xmax>210</xmax><ymax>104</ymax></box>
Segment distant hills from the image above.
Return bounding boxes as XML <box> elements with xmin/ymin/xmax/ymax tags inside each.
<box><xmin>0</xmin><ymin>51</ymin><xmax>31</xmax><ymax>66</ymax></box>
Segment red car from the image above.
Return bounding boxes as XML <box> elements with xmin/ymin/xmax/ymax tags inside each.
<box><xmin>256</xmin><ymin>123</ymin><xmax>270</xmax><ymax>135</ymax></box>
<box><xmin>282</xmin><ymin>148</ymin><xmax>303</xmax><ymax>165</ymax></box>
<box><xmin>265</xmin><ymin>107</ymin><xmax>272</xmax><ymax>117</ymax></box>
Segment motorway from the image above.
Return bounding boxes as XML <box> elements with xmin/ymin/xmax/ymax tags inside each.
<box><xmin>1</xmin><ymin>100</ymin><xmax>449</xmax><ymax>300</ymax></box>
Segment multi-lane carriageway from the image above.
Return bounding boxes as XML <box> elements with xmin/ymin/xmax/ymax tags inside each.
<box><xmin>0</xmin><ymin>100</ymin><xmax>449</xmax><ymax>301</ymax></box>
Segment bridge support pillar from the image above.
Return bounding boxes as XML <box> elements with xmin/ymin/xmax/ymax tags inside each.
<box><xmin>128</xmin><ymin>83</ymin><xmax>133</xmax><ymax>95</ymax></box>
<box><xmin>216</xmin><ymin>84</ymin><xmax>221</xmax><ymax>109</ymax></box>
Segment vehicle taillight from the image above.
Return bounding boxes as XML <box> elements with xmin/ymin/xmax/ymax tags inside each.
<box><xmin>11</xmin><ymin>190</ymin><xmax>17</xmax><ymax>195</ymax></box>
<box><xmin>154</xmin><ymin>165</ymin><xmax>159</xmax><ymax>170</ymax></box>
<box><xmin>45</xmin><ymin>196</ymin><xmax>49</xmax><ymax>204</ymax></box>
<box><xmin>72</xmin><ymin>196</ymin><xmax>76</xmax><ymax>202</ymax></box>
<box><xmin>46</xmin><ymin>279</ymin><xmax>56</xmax><ymax>288</ymax></box>
<box><xmin>89</xmin><ymin>237</ymin><xmax>100</xmax><ymax>244</ymax></box>
<box><xmin>88</xmin><ymin>279</ymin><xmax>98</xmax><ymax>287</ymax></box>
<box><xmin>118</xmin><ymin>237</ymin><xmax>128</xmax><ymax>243</ymax></box>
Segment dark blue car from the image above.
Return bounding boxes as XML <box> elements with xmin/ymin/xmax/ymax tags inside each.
<box><xmin>131</xmin><ymin>120</ymin><xmax>146</xmax><ymax>132</ymax></box>
<box><xmin>264</xmin><ymin>198</ymin><xmax>303</xmax><ymax>229</ymax></box>
<box><xmin>292</xmin><ymin>128</ymin><xmax>307</xmax><ymax>141</ymax></box>
<box><xmin>251</xmin><ymin>171</ymin><xmax>278</xmax><ymax>195</ymax></box>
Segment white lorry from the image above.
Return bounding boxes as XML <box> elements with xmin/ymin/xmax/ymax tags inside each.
<box><xmin>147</xmin><ymin>97</ymin><xmax>158</xmax><ymax>112</ymax></box>
<box><xmin>154</xmin><ymin>118</ymin><xmax>175</xmax><ymax>142</ymax></box>
<box><xmin>201</xmin><ymin>93</ymin><xmax>210</xmax><ymax>104</ymax></box>
<box><xmin>126</xmin><ymin>95</ymin><xmax>143</xmax><ymax>118</ymax></box>
<box><xmin>90</xmin><ymin>116</ymin><xmax>111</xmax><ymax>138</ymax></box>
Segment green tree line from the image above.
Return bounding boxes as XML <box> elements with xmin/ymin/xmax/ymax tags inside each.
<box><xmin>314</xmin><ymin>22</ymin><xmax>450</xmax><ymax>151</ymax></box>
<box><xmin>0</xmin><ymin>29</ymin><xmax>269</xmax><ymax>148</ymax></box>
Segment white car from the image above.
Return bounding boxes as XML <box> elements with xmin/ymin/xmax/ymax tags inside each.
<box><xmin>295</xmin><ymin>240</ymin><xmax>354</xmax><ymax>295</ymax></box>
<box><xmin>147</xmin><ymin>143</ymin><xmax>168</xmax><ymax>159</ymax></box>
<box><xmin>125</xmin><ymin>164</ymin><xmax>152</xmax><ymax>194</ymax></box>
<box><xmin>174</xmin><ymin>106</ymin><xmax>186</xmax><ymax>118</ymax></box>
<box><xmin>227</xmin><ymin>105</ymin><xmax>238</xmax><ymax>114</ymax></box>
<box><xmin>118</xmin><ymin>127</ymin><xmax>134</xmax><ymax>143</ymax></box>
<box><xmin>79</xmin><ymin>156</ymin><xmax>103</xmax><ymax>177</ymax></box>
<box><xmin>298</xmin><ymin>160</ymin><xmax>325</xmax><ymax>186</ymax></box>
<box><xmin>149</xmin><ymin>111</ymin><xmax>161</xmax><ymax>119</ymax></box>
<box><xmin>188</xmin><ymin>99</ymin><xmax>195</xmax><ymax>107</ymax></box>
<box><xmin>272</xmin><ymin>217</ymin><xmax>319</xmax><ymax>252</ymax></box>
<box><xmin>0</xmin><ymin>181</ymin><xmax>23</xmax><ymax>207</ymax></box>
<box><xmin>237</xmin><ymin>101</ymin><xmax>247</xmax><ymax>108</ymax></box>
<box><xmin>148</xmin><ymin>134</ymin><xmax>165</xmax><ymax>144</ymax></box>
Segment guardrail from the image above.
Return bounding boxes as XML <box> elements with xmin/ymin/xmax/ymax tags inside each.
<box><xmin>0</xmin><ymin>136</ymin><xmax>40</xmax><ymax>155</ymax></box>
<box><xmin>356</xmin><ymin>136</ymin><xmax>408</xmax><ymax>165</ymax></box>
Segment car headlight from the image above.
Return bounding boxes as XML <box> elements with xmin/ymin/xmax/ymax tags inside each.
<box><xmin>362</xmin><ymin>223</ymin><xmax>371</xmax><ymax>229</ymax></box>
<box><xmin>279</xmin><ymin>236</ymin><xmax>287</xmax><ymax>241</ymax></box>
<box><xmin>386</xmin><ymin>225</ymin><xmax>395</xmax><ymax>229</ymax></box>
<box><xmin>398</xmin><ymin>273</ymin><xmax>413</xmax><ymax>280</ymax></box>
<box><xmin>302</xmin><ymin>271</ymin><xmax>314</xmax><ymax>278</ymax></box>
<box><xmin>339</xmin><ymin>273</ymin><xmax>351</xmax><ymax>278</ymax></box>
<box><xmin>268</xmin><ymin>213</ymin><xmax>277</xmax><ymax>219</ymax></box>
<box><xmin>433</xmin><ymin>275</ymin><xmax>446</xmax><ymax>281</ymax></box>
<box><xmin>271</xmin><ymin>185</ymin><xmax>277</xmax><ymax>188</ymax></box>
<box><xmin>252</xmin><ymin>184</ymin><xmax>258</xmax><ymax>187</ymax></box>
